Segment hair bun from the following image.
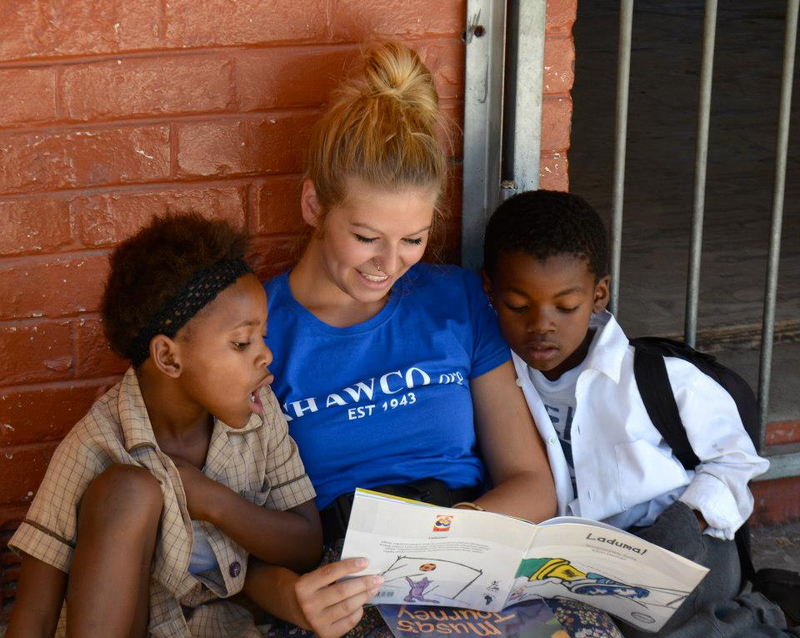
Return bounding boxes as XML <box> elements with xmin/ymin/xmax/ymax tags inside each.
<box><xmin>362</xmin><ymin>42</ymin><xmax>440</xmax><ymax>127</ymax></box>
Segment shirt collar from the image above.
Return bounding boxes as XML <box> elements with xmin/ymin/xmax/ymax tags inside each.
<box><xmin>582</xmin><ymin>310</ymin><xmax>629</xmax><ymax>384</ymax></box>
<box><xmin>118</xmin><ymin>367</ymin><xmax>159</xmax><ymax>452</ymax></box>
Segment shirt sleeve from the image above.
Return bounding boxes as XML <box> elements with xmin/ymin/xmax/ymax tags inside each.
<box><xmin>260</xmin><ymin>388</ymin><xmax>316</xmax><ymax>511</ymax></box>
<box><xmin>8</xmin><ymin>435</ymin><xmax>102</xmax><ymax>573</ymax></box>
<box><xmin>666</xmin><ymin>358</ymin><xmax>770</xmax><ymax>540</ymax></box>
<box><xmin>461</xmin><ymin>269</ymin><xmax>511</xmax><ymax>378</ymax></box>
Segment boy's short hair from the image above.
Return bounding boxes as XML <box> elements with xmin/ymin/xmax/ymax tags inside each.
<box><xmin>101</xmin><ymin>213</ymin><xmax>250</xmax><ymax>364</ymax></box>
<box><xmin>483</xmin><ymin>190</ymin><xmax>609</xmax><ymax>279</ymax></box>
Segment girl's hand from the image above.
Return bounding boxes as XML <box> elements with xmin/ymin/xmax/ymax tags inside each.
<box><xmin>293</xmin><ymin>558</ymin><xmax>384</xmax><ymax>638</ymax></box>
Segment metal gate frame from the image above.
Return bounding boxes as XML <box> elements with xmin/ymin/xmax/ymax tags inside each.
<box><xmin>462</xmin><ymin>0</ymin><xmax>800</xmax><ymax>481</ymax></box>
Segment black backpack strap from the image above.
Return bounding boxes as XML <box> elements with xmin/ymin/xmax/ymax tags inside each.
<box><xmin>632</xmin><ymin>345</ymin><xmax>701</xmax><ymax>469</ymax></box>
<box><xmin>632</xmin><ymin>341</ymin><xmax>758</xmax><ymax>585</ymax></box>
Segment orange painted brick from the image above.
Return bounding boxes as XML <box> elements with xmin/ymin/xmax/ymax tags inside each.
<box><xmin>751</xmin><ymin>476</ymin><xmax>800</xmax><ymax>527</ymax></box>
<box><xmin>0</xmin><ymin>0</ymin><xmax>160</xmax><ymax>62</ymax></box>
<box><xmin>164</xmin><ymin>0</ymin><xmax>327</xmax><ymax>48</ymax></box>
<box><xmin>0</xmin><ymin>382</ymin><xmax>112</xmax><ymax>448</ymax></box>
<box><xmin>540</xmin><ymin>151</ymin><xmax>569</xmax><ymax>191</ymax></box>
<box><xmin>766</xmin><ymin>420</ymin><xmax>800</xmax><ymax>445</ymax></box>
<box><xmin>235</xmin><ymin>46</ymin><xmax>359</xmax><ymax>112</ymax></box>
<box><xmin>545</xmin><ymin>0</ymin><xmax>577</xmax><ymax>36</ymax></box>
<box><xmin>540</xmin><ymin>94</ymin><xmax>573</xmax><ymax>153</ymax></box>
<box><xmin>544</xmin><ymin>36</ymin><xmax>575</xmax><ymax>95</ymax></box>
<box><xmin>252</xmin><ymin>176</ymin><xmax>305</xmax><ymax>235</ymax></box>
<box><xmin>62</xmin><ymin>56</ymin><xmax>234</xmax><ymax>121</ymax></box>
<box><xmin>0</xmin><ymin>125</ymin><xmax>171</xmax><ymax>194</ymax></box>
<box><xmin>0</xmin><ymin>254</ymin><xmax>109</xmax><ymax>320</ymax></box>
<box><xmin>417</xmin><ymin>39</ymin><xmax>465</xmax><ymax>101</ymax></box>
<box><xmin>71</xmin><ymin>185</ymin><xmax>247</xmax><ymax>248</ymax></box>
<box><xmin>440</xmin><ymin>102</ymin><xmax>464</xmax><ymax>160</ymax></box>
<box><xmin>0</xmin><ymin>504</ymin><xmax>28</xmax><ymax>529</ymax></box>
<box><xmin>0</xmin><ymin>321</ymin><xmax>73</xmax><ymax>386</ymax></box>
<box><xmin>0</xmin><ymin>68</ymin><xmax>56</xmax><ymax>127</ymax></box>
<box><xmin>0</xmin><ymin>442</ymin><xmax>59</xmax><ymax>506</ymax></box>
<box><xmin>441</xmin><ymin>164</ymin><xmax>464</xmax><ymax>220</ymax></box>
<box><xmin>248</xmin><ymin>235</ymin><xmax>301</xmax><ymax>282</ymax></box>
<box><xmin>0</xmin><ymin>198</ymin><xmax>72</xmax><ymax>256</ymax></box>
<box><xmin>74</xmin><ymin>318</ymin><xmax>128</xmax><ymax>378</ymax></box>
<box><xmin>332</xmin><ymin>0</ymin><xmax>464</xmax><ymax>40</ymax></box>
<box><xmin>176</xmin><ymin>114</ymin><xmax>316</xmax><ymax>178</ymax></box>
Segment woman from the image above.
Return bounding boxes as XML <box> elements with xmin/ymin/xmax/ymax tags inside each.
<box><xmin>255</xmin><ymin>42</ymin><xmax>622</xmax><ymax>638</ymax></box>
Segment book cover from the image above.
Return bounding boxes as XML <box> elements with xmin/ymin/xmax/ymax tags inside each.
<box><xmin>377</xmin><ymin>600</ymin><xmax>568</xmax><ymax>638</ymax></box>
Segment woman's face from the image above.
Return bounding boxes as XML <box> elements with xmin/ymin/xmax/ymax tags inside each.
<box><xmin>307</xmin><ymin>178</ymin><xmax>438</xmax><ymax>304</ymax></box>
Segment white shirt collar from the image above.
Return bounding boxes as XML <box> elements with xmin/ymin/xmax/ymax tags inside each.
<box><xmin>582</xmin><ymin>310</ymin><xmax>629</xmax><ymax>385</ymax></box>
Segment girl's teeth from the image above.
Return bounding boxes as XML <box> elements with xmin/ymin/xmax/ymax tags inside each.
<box><xmin>250</xmin><ymin>393</ymin><xmax>256</xmax><ymax>402</ymax></box>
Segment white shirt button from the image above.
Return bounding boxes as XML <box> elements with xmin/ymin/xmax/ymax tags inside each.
<box><xmin>515</xmin><ymin>377</ymin><xmax>524</xmax><ymax>387</ymax></box>
<box><xmin>548</xmin><ymin>436</ymin><xmax>558</xmax><ymax>445</ymax></box>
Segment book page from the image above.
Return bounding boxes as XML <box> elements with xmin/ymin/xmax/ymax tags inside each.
<box><xmin>341</xmin><ymin>489</ymin><xmax>536</xmax><ymax>612</ymax></box>
<box><xmin>508</xmin><ymin>521</ymin><xmax>708</xmax><ymax>632</ymax></box>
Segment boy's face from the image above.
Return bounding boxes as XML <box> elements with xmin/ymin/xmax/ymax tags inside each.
<box><xmin>483</xmin><ymin>252</ymin><xmax>609</xmax><ymax>381</ymax></box>
<box><xmin>176</xmin><ymin>273</ymin><xmax>274</xmax><ymax>429</ymax></box>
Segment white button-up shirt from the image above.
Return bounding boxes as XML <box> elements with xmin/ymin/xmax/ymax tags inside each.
<box><xmin>514</xmin><ymin>311</ymin><xmax>769</xmax><ymax>540</ymax></box>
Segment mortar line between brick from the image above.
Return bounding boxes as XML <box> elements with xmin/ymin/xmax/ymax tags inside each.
<box><xmin>0</xmin><ymin>175</ymin><xmax>304</xmax><ymax>203</ymax></box>
<box><xmin>246</xmin><ymin>183</ymin><xmax>256</xmax><ymax>234</ymax></box>
<box><xmin>0</xmin><ymin>38</ymin><xmax>448</xmax><ymax>69</ymax></box>
<box><xmin>0</xmin><ymin>375</ymin><xmax>123</xmax><ymax>396</ymax></box>
<box><xmin>0</xmin><ymin>105</ymin><xmax>325</xmax><ymax>136</ymax></box>
<box><xmin>169</xmin><ymin>122</ymin><xmax>178</xmax><ymax>177</ymax></box>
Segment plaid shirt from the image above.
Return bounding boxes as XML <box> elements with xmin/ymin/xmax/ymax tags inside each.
<box><xmin>10</xmin><ymin>367</ymin><xmax>315</xmax><ymax>637</ymax></box>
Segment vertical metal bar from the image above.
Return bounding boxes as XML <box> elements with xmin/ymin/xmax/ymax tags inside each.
<box><xmin>684</xmin><ymin>0</ymin><xmax>718</xmax><ymax>348</ymax></box>
<box><xmin>462</xmin><ymin>0</ymin><xmax>507</xmax><ymax>272</ymax></box>
<box><xmin>610</xmin><ymin>0</ymin><xmax>634</xmax><ymax>315</ymax></box>
<box><xmin>502</xmin><ymin>0</ymin><xmax>547</xmax><ymax>196</ymax></box>
<box><xmin>757</xmin><ymin>0</ymin><xmax>799</xmax><ymax>447</ymax></box>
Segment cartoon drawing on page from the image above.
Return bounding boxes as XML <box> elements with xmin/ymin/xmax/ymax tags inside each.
<box><xmin>379</xmin><ymin>556</ymin><xmax>484</xmax><ymax>605</ymax></box>
<box><xmin>514</xmin><ymin>557</ymin><xmax>694</xmax><ymax>626</ymax></box>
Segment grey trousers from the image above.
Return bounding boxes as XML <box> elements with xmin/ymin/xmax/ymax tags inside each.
<box><xmin>617</xmin><ymin>501</ymin><xmax>798</xmax><ymax>638</ymax></box>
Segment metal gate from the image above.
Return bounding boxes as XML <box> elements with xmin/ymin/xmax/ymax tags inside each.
<box><xmin>461</xmin><ymin>0</ymin><xmax>799</xmax><ymax>480</ymax></box>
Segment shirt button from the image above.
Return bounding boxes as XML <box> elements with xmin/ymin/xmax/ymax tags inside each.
<box><xmin>229</xmin><ymin>561</ymin><xmax>241</xmax><ymax>578</ymax></box>
<box><xmin>548</xmin><ymin>436</ymin><xmax>557</xmax><ymax>445</ymax></box>
<box><xmin>515</xmin><ymin>377</ymin><xmax>524</xmax><ymax>387</ymax></box>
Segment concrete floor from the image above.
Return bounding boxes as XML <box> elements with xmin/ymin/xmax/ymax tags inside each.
<box><xmin>570</xmin><ymin>0</ymin><xmax>800</xmax><ymax>571</ymax></box>
<box><xmin>570</xmin><ymin>0</ymin><xmax>800</xmax><ymax>425</ymax></box>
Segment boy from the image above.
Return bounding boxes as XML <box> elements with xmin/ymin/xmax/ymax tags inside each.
<box><xmin>482</xmin><ymin>190</ymin><xmax>796</xmax><ymax>637</ymax></box>
<box><xmin>7</xmin><ymin>214</ymin><xmax>380</xmax><ymax>638</ymax></box>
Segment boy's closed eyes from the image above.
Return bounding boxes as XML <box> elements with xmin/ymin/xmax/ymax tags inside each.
<box><xmin>483</xmin><ymin>251</ymin><xmax>609</xmax><ymax>382</ymax></box>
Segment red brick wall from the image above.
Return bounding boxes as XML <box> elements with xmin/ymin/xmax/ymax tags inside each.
<box><xmin>0</xmin><ymin>0</ymin><xmax>575</xmax><ymax>614</ymax></box>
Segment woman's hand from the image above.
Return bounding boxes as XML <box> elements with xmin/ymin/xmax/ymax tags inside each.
<box><xmin>293</xmin><ymin>558</ymin><xmax>384</xmax><ymax>638</ymax></box>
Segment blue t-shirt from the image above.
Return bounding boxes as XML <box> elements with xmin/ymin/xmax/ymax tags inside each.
<box><xmin>264</xmin><ymin>263</ymin><xmax>510</xmax><ymax>509</ymax></box>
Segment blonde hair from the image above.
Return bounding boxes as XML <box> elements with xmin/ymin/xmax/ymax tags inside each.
<box><xmin>306</xmin><ymin>42</ymin><xmax>448</xmax><ymax>218</ymax></box>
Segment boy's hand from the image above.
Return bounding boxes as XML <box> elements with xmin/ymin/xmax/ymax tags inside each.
<box><xmin>167</xmin><ymin>454</ymin><xmax>224</xmax><ymax>520</ymax></box>
<box><xmin>293</xmin><ymin>558</ymin><xmax>384</xmax><ymax>638</ymax></box>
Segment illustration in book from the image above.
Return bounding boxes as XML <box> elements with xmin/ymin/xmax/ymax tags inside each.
<box><xmin>341</xmin><ymin>489</ymin><xmax>708</xmax><ymax>632</ymax></box>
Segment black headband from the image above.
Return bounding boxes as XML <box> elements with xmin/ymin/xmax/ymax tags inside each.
<box><xmin>126</xmin><ymin>258</ymin><xmax>253</xmax><ymax>367</ymax></box>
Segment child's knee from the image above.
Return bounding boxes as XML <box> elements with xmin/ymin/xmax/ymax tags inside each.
<box><xmin>79</xmin><ymin>464</ymin><xmax>163</xmax><ymax>529</ymax></box>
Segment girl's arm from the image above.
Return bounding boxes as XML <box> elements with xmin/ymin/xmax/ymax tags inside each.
<box><xmin>469</xmin><ymin>360</ymin><xmax>558</xmax><ymax>522</ymax></box>
<box><xmin>6</xmin><ymin>554</ymin><xmax>67</xmax><ymax>638</ymax></box>
<box><xmin>243</xmin><ymin>557</ymin><xmax>383</xmax><ymax>638</ymax></box>
<box><xmin>169</xmin><ymin>455</ymin><xmax>323</xmax><ymax>572</ymax></box>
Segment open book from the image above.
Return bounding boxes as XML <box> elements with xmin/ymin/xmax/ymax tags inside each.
<box><xmin>341</xmin><ymin>489</ymin><xmax>709</xmax><ymax>632</ymax></box>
